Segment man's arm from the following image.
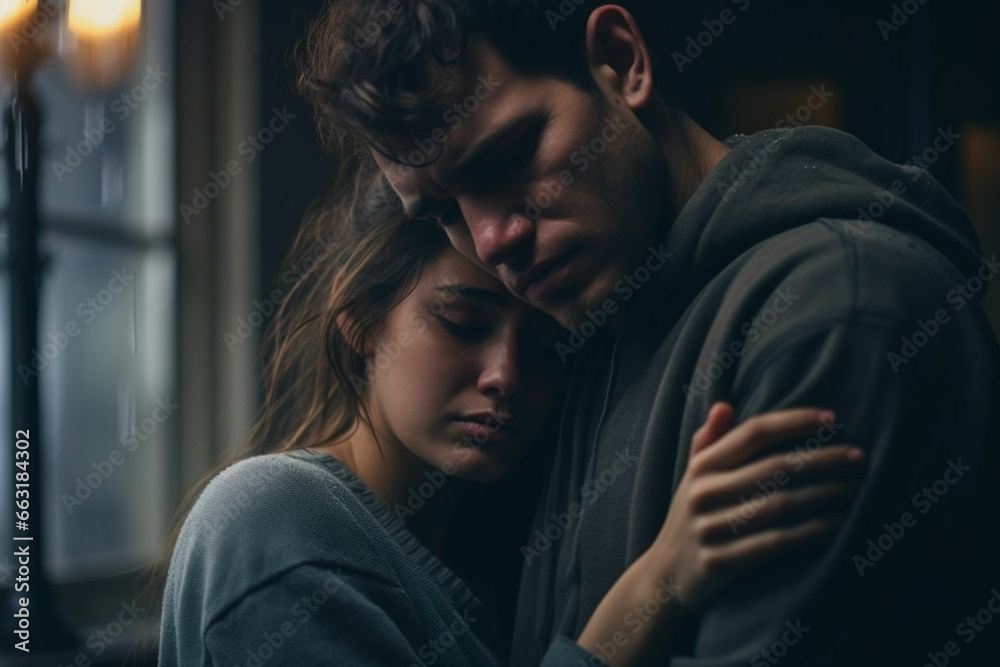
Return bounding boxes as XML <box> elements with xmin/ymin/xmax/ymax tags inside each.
<box><xmin>671</xmin><ymin>304</ymin><xmax>1000</xmax><ymax>666</ymax></box>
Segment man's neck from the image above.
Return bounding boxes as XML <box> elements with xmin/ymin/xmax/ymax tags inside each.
<box><xmin>600</xmin><ymin>101</ymin><xmax>732</xmax><ymax>337</ymax></box>
<box><xmin>647</xmin><ymin>97</ymin><xmax>732</xmax><ymax>222</ymax></box>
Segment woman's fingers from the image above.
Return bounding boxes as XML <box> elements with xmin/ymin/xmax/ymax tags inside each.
<box><xmin>688</xmin><ymin>408</ymin><xmax>839</xmax><ymax>474</ymax></box>
<box><xmin>699</xmin><ymin>516</ymin><xmax>843</xmax><ymax>583</ymax></box>
<box><xmin>689</xmin><ymin>444</ymin><xmax>864</xmax><ymax>511</ymax></box>
<box><xmin>696</xmin><ymin>480</ymin><xmax>859</xmax><ymax>542</ymax></box>
<box><xmin>689</xmin><ymin>402</ymin><xmax>736</xmax><ymax>458</ymax></box>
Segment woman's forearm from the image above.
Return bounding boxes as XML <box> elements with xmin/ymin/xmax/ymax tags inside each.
<box><xmin>575</xmin><ymin>551</ymin><xmax>689</xmax><ymax>667</ymax></box>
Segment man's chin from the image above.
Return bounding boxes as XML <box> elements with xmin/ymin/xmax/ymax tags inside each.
<box><xmin>550</xmin><ymin>287</ymin><xmax>621</xmax><ymax>332</ymax></box>
<box><xmin>516</xmin><ymin>263</ymin><xmax>626</xmax><ymax>330</ymax></box>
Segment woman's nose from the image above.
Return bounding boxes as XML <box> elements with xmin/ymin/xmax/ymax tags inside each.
<box><xmin>476</xmin><ymin>331</ymin><xmax>522</xmax><ymax>400</ymax></box>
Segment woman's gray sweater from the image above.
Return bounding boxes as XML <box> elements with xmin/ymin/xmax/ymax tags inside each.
<box><xmin>159</xmin><ymin>448</ymin><xmax>602</xmax><ymax>666</ymax></box>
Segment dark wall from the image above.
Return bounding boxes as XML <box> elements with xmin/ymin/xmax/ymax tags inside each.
<box><xmin>645</xmin><ymin>0</ymin><xmax>999</xmax><ymax>173</ymax></box>
<box><xmin>258</xmin><ymin>0</ymin><xmax>339</xmax><ymax>299</ymax></box>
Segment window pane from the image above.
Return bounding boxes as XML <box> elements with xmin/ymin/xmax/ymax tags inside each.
<box><xmin>37</xmin><ymin>232</ymin><xmax>174</xmax><ymax>580</ymax></box>
<box><xmin>34</xmin><ymin>0</ymin><xmax>174</xmax><ymax>237</ymax></box>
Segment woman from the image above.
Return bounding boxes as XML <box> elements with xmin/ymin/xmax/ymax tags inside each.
<box><xmin>153</xmin><ymin>173</ymin><xmax>864</xmax><ymax>666</ymax></box>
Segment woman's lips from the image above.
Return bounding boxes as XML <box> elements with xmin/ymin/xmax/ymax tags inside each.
<box><xmin>451</xmin><ymin>416</ymin><xmax>517</xmax><ymax>445</ymax></box>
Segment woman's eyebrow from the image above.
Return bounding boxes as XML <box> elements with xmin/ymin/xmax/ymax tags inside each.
<box><xmin>434</xmin><ymin>284</ymin><xmax>507</xmax><ymax>307</ymax></box>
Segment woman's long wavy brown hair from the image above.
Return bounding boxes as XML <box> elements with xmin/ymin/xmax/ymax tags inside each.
<box><xmin>131</xmin><ymin>164</ymin><xmax>451</xmax><ymax>663</ymax></box>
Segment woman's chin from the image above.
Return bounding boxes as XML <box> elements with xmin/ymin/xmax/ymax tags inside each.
<box><xmin>444</xmin><ymin>454</ymin><xmax>518</xmax><ymax>484</ymax></box>
<box><xmin>428</xmin><ymin>432</ymin><xmax>534</xmax><ymax>483</ymax></box>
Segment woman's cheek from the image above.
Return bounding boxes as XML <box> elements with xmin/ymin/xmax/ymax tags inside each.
<box><xmin>410</xmin><ymin>310</ymin><xmax>428</xmax><ymax>335</ymax></box>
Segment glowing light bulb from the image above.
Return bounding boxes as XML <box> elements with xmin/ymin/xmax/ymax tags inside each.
<box><xmin>65</xmin><ymin>0</ymin><xmax>142</xmax><ymax>90</ymax></box>
<box><xmin>67</xmin><ymin>0</ymin><xmax>140</xmax><ymax>39</ymax></box>
<box><xmin>0</xmin><ymin>0</ymin><xmax>39</xmax><ymax>73</ymax></box>
<box><xmin>0</xmin><ymin>0</ymin><xmax>38</xmax><ymax>36</ymax></box>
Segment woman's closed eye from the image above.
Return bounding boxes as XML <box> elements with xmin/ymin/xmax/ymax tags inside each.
<box><xmin>436</xmin><ymin>315</ymin><xmax>490</xmax><ymax>341</ymax></box>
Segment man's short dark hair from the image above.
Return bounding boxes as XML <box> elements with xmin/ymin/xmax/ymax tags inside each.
<box><xmin>296</xmin><ymin>0</ymin><xmax>670</xmax><ymax>159</ymax></box>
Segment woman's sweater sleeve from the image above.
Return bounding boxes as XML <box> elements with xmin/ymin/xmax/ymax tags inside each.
<box><xmin>204</xmin><ymin>562</ymin><xmax>427</xmax><ymax>666</ymax></box>
<box><xmin>204</xmin><ymin>561</ymin><xmax>611</xmax><ymax>667</ymax></box>
<box><xmin>538</xmin><ymin>635</ymin><xmax>610</xmax><ymax>667</ymax></box>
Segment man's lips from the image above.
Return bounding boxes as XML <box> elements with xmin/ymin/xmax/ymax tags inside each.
<box><xmin>513</xmin><ymin>251</ymin><xmax>576</xmax><ymax>302</ymax></box>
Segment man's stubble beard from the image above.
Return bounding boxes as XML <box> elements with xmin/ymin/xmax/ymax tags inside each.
<box><xmin>571</xmin><ymin>108</ymin><xmax>669</xmax><ymax>324</ymax></box>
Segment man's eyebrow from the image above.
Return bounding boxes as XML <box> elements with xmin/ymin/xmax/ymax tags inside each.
<box><xmin>399</xmin><ymin>113</ymin><xmax>546</xmax><ymax>217</ymax></box>
<box><xmin>451</xmin><ymin>112</ymin><xmax>545</xmax><ymax>175</ymax></box>
<box><xmin>434</xmin><ymin>284</ymin><xmax>507</xmax><ymax>306</ymax></box>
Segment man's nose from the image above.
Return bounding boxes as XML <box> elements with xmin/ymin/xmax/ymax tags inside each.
<box><xmin>460</xmin><ymin>198</ymin><xmax>535</xmax><ymax>267</ymax></box>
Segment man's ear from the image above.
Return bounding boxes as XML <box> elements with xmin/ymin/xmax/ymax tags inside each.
<box><xmin>585</xmin><ymin>5</ymin><xmax>655</xmax><ymax>112</ymax></box>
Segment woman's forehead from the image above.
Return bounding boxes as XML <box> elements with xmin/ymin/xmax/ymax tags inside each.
<box><xmin>421</xmin><ymin>247</ymin><xmax>508</xmax><ymax>294</ymax></box>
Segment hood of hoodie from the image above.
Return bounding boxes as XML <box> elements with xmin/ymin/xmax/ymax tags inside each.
<box><xmin>622</xmin><ymin>125</ymin><xmax>983</xmax><ymax>335</ymax></box>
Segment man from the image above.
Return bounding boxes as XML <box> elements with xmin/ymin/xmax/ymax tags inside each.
<box><xmin>298</xmin><ymin>1</ymin><xmax>1000</xmax><ymax>664</ymax></box>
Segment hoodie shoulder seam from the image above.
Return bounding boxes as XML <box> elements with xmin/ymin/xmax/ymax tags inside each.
<box><xmin>736</xmin><ymin>309</ymin><xmax>929</xmax><ymax>401</ymax></box>
<box><xmin>817</xmin><ymin>217</ymin><xmax>861</xmax><ymax>314</ymax></box>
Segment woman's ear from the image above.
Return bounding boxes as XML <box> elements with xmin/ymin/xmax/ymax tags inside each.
<box><xmin>336</xmin><ymin>311</ymin><xmax>365</xmax><ymax>357</ymax></box>
<box><xmin>333</xmin><ymin>271</ymin><xmax>375</xmax><ymax>359</ymax></box>
<box><xmin>585</xmin><ymin>5</ymin><xmax>655</xmax><ymax>112</ymax></box>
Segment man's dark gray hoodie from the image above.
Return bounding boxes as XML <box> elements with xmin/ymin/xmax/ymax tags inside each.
<box><xmin>511</xmin><ymin>126</ymin><xmax>1000</xmax><ymax>666</ymax></box>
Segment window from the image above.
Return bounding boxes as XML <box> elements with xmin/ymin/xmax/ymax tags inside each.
<box><xmin>0</xmin><ymin>0</ymin><xmax>175</xmax><ymax>603</ymax></box>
